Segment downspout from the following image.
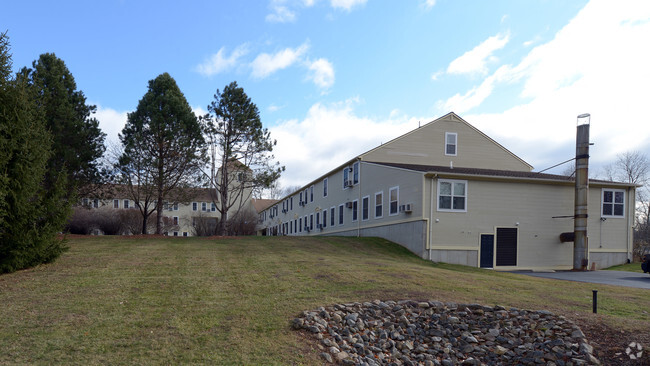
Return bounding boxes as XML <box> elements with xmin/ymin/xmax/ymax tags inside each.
<box><xmin>357</xmin><ymin>158</ymin><xmax>362</xmax><ymax>238</ymax></box>
<box><xmin>627</xmin><ymin>186</ymin><xmax>633</xmax><ymax>261</ymax></box>
<box><xmin>429</xmin><ymin>173</ymin><xmax>437</xmax><ymax>261</ymax></box>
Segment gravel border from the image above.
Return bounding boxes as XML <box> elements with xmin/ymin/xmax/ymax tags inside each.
<box><xmin>292</xmin><ymin>300</ymin><xmax>601</xmax><ymax>365</ymax></box>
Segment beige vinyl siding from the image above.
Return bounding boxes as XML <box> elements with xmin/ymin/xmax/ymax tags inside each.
<box><xmin>361</xmin><ymin>113</ymin><xmax>531</xmax><ymax>172</ymax></box>
<box><xmin>428</xmin><ymin>178</ymin><xmax>631</xmax><ymax>270</ymax></box>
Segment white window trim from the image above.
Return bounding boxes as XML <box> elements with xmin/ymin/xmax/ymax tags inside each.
<box><xmin>389</xmin><ymin>186</ymin><xmax>399</xmax><ymax>216</ymax></box>
<box><xmin>173</xmin><ymin>216</ymin><xmax>179</xmax><ymax>225</ymax></box>
<box><xmin>362</xmin><ymin>195</ymin><xmax>370</xmax><ymax>221</ymax></box>
<box><xmin>437</xmin><ymin>179</ymin><xmax>468</xmax><ymax>212</ymax></box>
<box><xmin>445</xmin><ymin>132</ymin><xmax>457</xmax><ymax>156</ymax></box>
<box><xmin>338</xmin><ymin>204</ymin><xmax>344</xmax><ymax>225</ymax></box>
<box><xmin>375</xmin><ymin>191</ymin><xmax>383</xmax><ymax>219</ymax></box>
<box><xmin>323</xmin><ymin>178</ymin><xmax>328</xmax><ymax>197</ymax></box>
<box><xmin>353</xmin><ymin>161</ymin><xmax>360</xmax><ymax>185</ymax></box>
<box><xmin>601</xmin><ymin>188</ymin><xmax>625</xmax><ymax>218</ymax></box>
<box><xmin>123</xmin><ymin>199</ymin><xmax>130</xmax><ymax>209</ymax></box>
<box><xmin>352</xmin><ymin>199</ymin><xmax>359</xmax><ymax>222</ymax></box>
<box><xmin>330</xmin><ymin>206</ymin><xmax>336</xmax><ymax>226</ymax></box>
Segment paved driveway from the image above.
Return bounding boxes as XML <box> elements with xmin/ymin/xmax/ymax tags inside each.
<box><xmin>511</xmin><ymin>270</ymin><xmax>650</xmax><ymax>289</ymax></box>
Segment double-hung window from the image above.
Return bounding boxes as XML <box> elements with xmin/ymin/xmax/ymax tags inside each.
<box><xmin>124</xmin><ymin>199</ymin><xmax>130</xmax><ymax>209</ymax></box>
<box><xmin>113</xmin><ymin>199</ymin><xmax>119</xmax><ymax>208</ymax></box>
<box><xmin>310</xmin><ymin>185</ymin><xmax>314</xmax><ymax>202</ymax></box>
<box><xmin>338</xmin><ymin>204</ymin><xmax>344</xmax><ymax>225</ymax></box>
<box><xmin>330</xmin><ymin>207</ymin><xmax>335</xmax><ymax>226</ymax></box>
<box><xmin>323</xmin><ymin>210</ymin><xmax>327</xmax><ymax>228</ymax></box>
<box><xmin>602</xmin><ymin>189</ymin><xmax>625</xmax><ymax>217</ymax></box>
<box><xmin>375</xmin><ymin>192</ymin><xmax>383</xmax><ymax>218</ymax></box>
<box><xmin>352</xmin><ymin>200</ymin><xmax>359</xmax><ymax>222</ymax></box>
<box><xmin>192</xmin><ymin>202</ymin><xmax>198</xmax><ymax>211</ymax></box>
<box><xmin>353</xmin><ymin>161</ymin><xmax>360</xmax><ymax>184</ymax></box>
<box><xmin>445</xmin><ymin>132</ymin><xmax>457</xmax><ymax>156</ymax></box>
<box><xmin>362</xmin><ymin>196</ymin><xmax>369</xmax><ymax>221</ymax></box>
<box><xmin>438</xmin><ymin>179</ymin><xmax>467</xmax><ymax>211</ymax></box>
<box><xmin>323</xmin><ymin>178</ymin><xmax>328</xmax><ymax>197</ymax></box>
<box><xmin>389</xmin><ymin>187</ymin><xmax>399</xmax><ymax>215</ymax></box>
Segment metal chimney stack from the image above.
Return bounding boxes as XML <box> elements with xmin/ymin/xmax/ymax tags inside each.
<box><xmin>573</xmin><ymin>113</ymin><xmax>590</xmax><ymax>270</ymax></box>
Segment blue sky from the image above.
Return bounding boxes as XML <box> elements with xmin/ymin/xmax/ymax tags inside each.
<box><xmin>3</xmin><ymin>0</ymin><xmax>650</xmax><ymax>187</ymax></box>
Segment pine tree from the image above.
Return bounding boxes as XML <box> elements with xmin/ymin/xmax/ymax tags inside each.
<box><xmin>21</xmin><ymin>53</ymin><xmax>106</xmax><ymax>197</ymax></box>
<box><xmin>118</xmin><ymin>73</ymin><xmax>205</xmax><ymax>234</ymax></box>
<box><xmin>0</xmin><ymin>32</ymin><xmax>69</xmax><ymax>273</ymax></box>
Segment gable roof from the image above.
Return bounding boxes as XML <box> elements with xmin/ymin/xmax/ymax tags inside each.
<box><xmin>360</xmin><ymin>112</ymin><xmax>533</xmax><ymax>171</ymax></box>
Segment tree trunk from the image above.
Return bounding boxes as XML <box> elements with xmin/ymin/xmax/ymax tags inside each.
<box><xmin>142</xmin><ymin>214</ymin><xmax>148</xmax><ymax>235</ymax></box>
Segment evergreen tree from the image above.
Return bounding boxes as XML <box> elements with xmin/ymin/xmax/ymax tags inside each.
<box><xmin>118</xmin><ymin>73</ymin><xmax>205</xmax><ymax>234</ymax></box>
<box><xmin>0</xmin><ymin>32</ymin><xmax>69</xmax><ymax>273</ymax></box>
<box><xmin>21</xmin><ymin>53</ymin><xmax>106</xmax><ymax>197</ymax></box>
<box><xmin>204</xmin><ymin>81</ymin><xmax>283</xmax><ymax>235</ymax></box>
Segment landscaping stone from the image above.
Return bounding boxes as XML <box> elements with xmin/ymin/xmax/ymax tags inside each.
<box><xmin>293</xmin><ymin>300</ymin><xmax>600</xmax><ymax>365</ymax></box>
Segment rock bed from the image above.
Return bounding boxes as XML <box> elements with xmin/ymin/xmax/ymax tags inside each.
<box><xmin>292</xmin><ymin>300</ymin><xmax>600</xmax><ymax>365</ymax></box>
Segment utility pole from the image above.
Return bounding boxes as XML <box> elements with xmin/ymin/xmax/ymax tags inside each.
<box><xmin>573</xmin><ymin>113</ymin><xmax>590</xmax><ymax>270</ymax></box>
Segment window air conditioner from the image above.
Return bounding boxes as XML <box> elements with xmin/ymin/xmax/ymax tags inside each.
<box><xmin>399</xmin><ymin>203</ymin><xmax>413</xmax><ymax>213</ymax></box>
<box><xmin>344</xmin><ymin>180</ymin><xmax>353</xmax><ymax>188</ymax></box>
<box><xmin>346</xmin><ymin>202</ymin><xmax>353</xmax><ymax>209</ymax></box>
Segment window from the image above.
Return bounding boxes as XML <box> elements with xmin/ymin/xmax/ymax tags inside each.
<box><xmin>192</xmin><ymin>202</ymin><xmax>198</xmax><ymax>211</ymax></box>
<box><xmin>173</xmin><ymin>216</ymin><xmax>179</xmax><ymax>225</ymax></box>
<box><xmin>375</xmin><ymin>192</ymin><xmax>383</xmax><ymax>218</ymax></box>
<box><xmin>445</xmin><ymin>132</ymin><xmax>457</xmax><ymax>156</ymax></box>
<box><xmin>93</xmin><ymin>199</ymin><xmax>99</xmax><ymax>208</ymax></box>
<box><xmin>330</xmin><ymin>207</ymin><xmax>335</xmax><ymax>226</ymax></box>
<box><xmin>173</xmin><ymin>231</ymin><xmax>178</xmax><ymax>236</ymax></box>
<box><xmin>362</xmin><ymin>196</ymin><xmax>369</xmax><ymax>221</ymax></box>
<box><xmin>82</xmin><ymin>198</ymin><xmax>89</xmax><ymax>207</ymax></box>
<box><xmin>211</xmin><ymin>203</ymin><xmax>216</xmax><ymax>212</ymax></box>
<box><xmin>310</xmin><ymin>185</ymin><xmax>314</xmax><ymax>202</ymax></box>
<box><xmin>124</xmin><ymin>199</ymin><xmax>130</xmax><ymax>209</ymax></box>
<box><xmin>290</xmin><ymin>197</ymin><xmax>293</xmax><ymax>210</ymax></box>
<box><xmin>113</xmin><ymin>199</ymin><xmax>119</xmax><ymax>209</ymax></box>
<box><xmin>323</xmin><ymin>178</ymin><xmax>328</xmax><ymax>197</ymax></box>
<box><xmin>602</xmin><ymin>189</ymin><xmax>625</xmax><ymax>217</ymax></box>
<box><xmin>389</xmin><ymin>187</ymin><xmax>399</xmax><ymax>215</ymax></box>
<box><xmin>309</xmin><ymin>214</ymin><xmax>314</xmax><ymax>230</ymax></box>
<box><xmin>353</xmin><ymin>161</ymin><xmax>360</xmax><ymax>184</ymax></box>
<box><xmin>183</xmin><ymin>232</ymin><xmax>188</xmax><ymax>237</ymax></box>
<box><xmin>316</xmin><ymin>212</ymin><xmax>320</xmax><ymax>228</ymax></box>
<box><xmin>438</xmin><ymin>179</ymin><xmax>467</xmax><ymax>211</ymax></box>
<box><xmin>304</xmin><ymin>189</ymin><xmax>308</xmax><ymax>204</ymax></box>
<box><xmin>323</xmin><ymin>210</ymin><xmax>327</xmax><ymax>228</ymax></box>
<box><xmin>299</xmin><ymin>191</ymin><xmax>303</xmax><ymax>204</ymax></box>
<box><xmin>173</xmin><ymin>203</ymin><xmax>178</xmax><ymax>211</ymax></box>
<box><xmin>343</xmin><ymin>167</ymin><xmax>350</xmax><ymax>188</ymax></box>
<box><xmin>352</xmin><ymin>200</ymin><xmax>358</xmax><ymax>222</ymax></box>
<box><xmin>339</xmin><ymin>204</ymin><xmax>344</xmax><ymax>225</ymax></box>
<box><xmin>299</xmin><ymin>218</ymin><xmax>302</xmax><ymax>233</ymax></box>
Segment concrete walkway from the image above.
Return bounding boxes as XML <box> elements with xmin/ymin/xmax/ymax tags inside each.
<box><xmin>511</xmin><ymin>270</ymin><xmax>650</xmax><ymax>289</ymax></box>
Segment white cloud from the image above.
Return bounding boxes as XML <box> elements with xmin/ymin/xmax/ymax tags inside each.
<box><xmin>95</xmin><ymin>106</ymin><xmax>128</xmax><ymax>146</ymax></box>
<box><xmin>422</xmin><ymin>0</ymin><xmax>436</xmax><ymax>10</ymax></box>
<box><xmin>195</xmin><ymin>45</ymin><xmax>249</xmax><ymax>77</ymax></box>
<box><xmin>251</xmin><ymin>42</ymin><xmax>310</xmax><ymax>79</ymax></box>
<box><xmin>452</xmin><ymin>0</ymin><xmax>650</xmax><ymax>171</ymax></box>
<box><xmin>330</xmin><ymin>0</ymin><xmax>367</xmax><ymax>12</ymax></box>
<box><xmin>306</xmin><ymin>58</ymin><xmax>335</xmax><ymax>90</ymax></box>
<box><xmin>270</xmin><ymin>98</ymin><xmax>422</xmax><ymax>187</ymax></box>
<box><xmin>446</xmin><ymin>32</ymin><xmax>510</xmax><ymax>76</ymax></box>
<box><xmin>430</xmin><ymin>70</ymin><xmax>443</xmax><ymax>81</ymax></box>
<box><xmin>266</xmin><ymin>0</ymin><xmax>297</xmax><ymax>23</ymax></box>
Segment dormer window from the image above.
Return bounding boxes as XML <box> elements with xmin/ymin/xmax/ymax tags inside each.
<box><xmin>445</xmin><ymin>132</ymin><xmax>457</xmax><ymax>156</ymax></box>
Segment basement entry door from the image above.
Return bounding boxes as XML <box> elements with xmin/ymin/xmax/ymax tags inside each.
<box><xmin>495</xmin><ymin>227</ymin><xmax>518</xmax><ymax>267</ymax></box>
<box><xmin>479</xmin><ymin>234</ymin><xmax>494</xmax><ymax>268</ymax></box>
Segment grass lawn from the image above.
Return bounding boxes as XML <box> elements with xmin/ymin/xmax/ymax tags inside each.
<box><xmin>1</xmin><ymin>235</ymin><xmax>649</xmax><ymax>365</ymax></box>
<box><xmin>604</xmin><ymin>261</ymin><xmax>646</xmax><ymax>273</ymax></box>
